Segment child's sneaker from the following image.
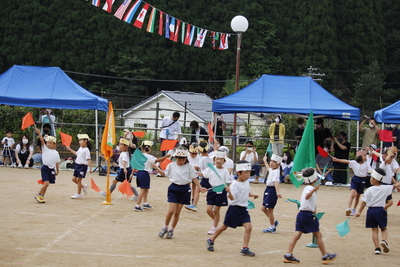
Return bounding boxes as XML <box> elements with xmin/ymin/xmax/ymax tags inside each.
<box><xmin>380</xmin><ymin>240</ymin><xmax>389</xmax><ymax>253</ymax></box>
<box><xmin>34</xmin><ymin>194</ymin><xmax>45</xmax><ymax>203</ymax></box>
<box><xmin>283</xmin><ymin>254</ymin><xmax>300</xmax><ymax>263</ymax></box>
<box><xmin>130</xmin><ymin>196</ymin><xmax>138</xmax><ymax>201</ymax></box>
<box><xmin>166</xmin><ymin>229</ymin><xmax>174</xmax><ymax>239</ymax></box>
<box><xmin>375</xmin><ymin>247</ymin><xmax>382</xmax><ymax>254</ymax></box>
<box><xmin>322</xmin><ymin>253</ymin><xmax>337</xmax><ymax>264</ymax></box>
<box><xmin>207</xmin><ymin>227</ymin><xmax>216</xmax><ymax>235</ymax></box>
<box><xmin>240</xmin><ymin>247</ymin><xmax>255</xmax><ymax>256</ymax></box>
<box><xmin>17</xmin><ymin>164</ymin><xmax>23</xmax><ymax>168</ymax></box>
<box><xmin>100</xmin><ymin>191</ymin><xmax>106</xmax><ymax>197</ymax></box>
<box><xmin>134</xmin><ymin>206</ymin><xmax>144</xmax><ymax>212</ymax></box>
<box><xmin>345</xmin><ymin>209</ymin><xmax>351</xmax><ymax>216</ymax></box>
<box><xmin>350</xmin><ymin>208</ymin><xmax>356</xmax><ymax>216</ymax></box>
<box><xmin>206</xmin><ymin>238</ymin><xmax>214</xmax><ymax>251</ymax></box>
<box><xmin>262</xmin><ymin>227</ymin><xmax>276</xmax><ymax>233</ymax></box>
<box><xmin>82</xmin><ymin>184</ymin><xmax>88</xmax><ymax>196</ymax></box>
<box><xmin>274</xmin><ymin>220</ymin><xmax>280</xmax><ymax>227</ymax></box>
<box><xmin>185</xmin><ymin>204</ymin><xmax>198</xmax><ymax>211</ymax></box>
<box><xmin>143</xmin><ymin>203</ymin><xmax>153</xmax><ymax>209</ymax></box>
<box><xmin>158</xmin><ymin>227</ymin><xmax>168</xmax><ymax>238</ymax></box>
<box><xmin>71</xmin><ymin>193</ymin><xmax>82</xmax><ymax>199</ymax></box>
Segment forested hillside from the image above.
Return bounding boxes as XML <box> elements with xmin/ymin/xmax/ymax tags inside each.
<box><xmin>1</xmin><ymin>0</ymin><xmax>400</xmax><ymax>115</ymax></box>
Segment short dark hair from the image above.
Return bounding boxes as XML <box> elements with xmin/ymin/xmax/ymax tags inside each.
<box><xmin>303</xmin><ymin>168</ymin><xmax>315</xmax><ymax>178</ymax></box>
<box><xmin>245</xmin><ymin>140</ymin><xmax>254</xmax><ymax>146</ymax></box>
<box><xmin>190</xmin><ymin>120</ymin><xmax>199</xmax><ymax>128</ymax></box>
<box><xmin>370</xmin><ymin>118</ymin><xmax>376</xmax><ymax>123</ymax></box>
<box><xmin>375</xmin><ymin>167</ymin><xmax>386</xmax><ymax>176</ymax></box>
<box><xmin>172</xmin><ymin>111</ymin><xmax>180</xmax><ymax>118</ymax></box>
<box><xmin>296</xmin><ymin>117</ymin><xmax>305</xmax><ymax>124</ymax></box>
<box><xmin>315</xmin><ymin>118</ymin><xmax>324</xmax><ymax>125</ymax></box>
<box><xmin>339</xmin><ymin>131</ymin><xmax>347</xmax><ymax>138</ymax></box>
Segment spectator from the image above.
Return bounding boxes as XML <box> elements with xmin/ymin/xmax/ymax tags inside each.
<box><xmin>211</xmin><ymin>113</ymin><xmax>226</xmax><ymax>145</ymax></box>
<box><xmin>314</xmin><ymin>118</ymin><xmax>332</xmax><ymax>155</ymax></box>
<box><xmin>316</xmin><ymin>145</ymin><xmax>334</xmax><ymax>185</ymax></box>
<box><xmin>159</xmin><ymin>111</ymin><xmax>182</xmax><ymax>156</ymax></box>
<box><xmin>190</xmin><ymin>120</ymin><xmax>208</xmax><ymax>144</ymax></box>
<box><xmin>280</xmin><ymin>151</ymin><xmax>293</xmax><ymax>183</ymax></box>
<box><xmin>359</xmin><ymin>116</ymin><xmax>379</xmax><ymax>149</ymax></box>
<box><xmin>15</xmin><ymin>135</ymin><xmax>34</xmax><ymax>168</ymax></box>
<box><xmin>331</xmin><ymin>132</ymin><xmax>351</xmax><ymax>184</ymax></box>
<box><xmin>269</xmin><ymin>114</ymin><xmax>285</xmax><ymax>156</ymax></box>
<box><xmin>294</xmin><ymin>117</ymin><xmax>305</xmax><ymax>150</ymax></box>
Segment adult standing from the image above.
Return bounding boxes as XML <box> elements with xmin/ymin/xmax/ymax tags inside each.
<box><xmin>359</xmin><ymin>116</ymin><xmax>379</xmax><ymax>149</ymax></box>
<box><xmin>314</xmin><ymin>118</ymin><xmax>332</xmax><ymax>155</ymax></box>
<box><xmin>211</xmin><ymin>113</ymin><xmax>226</xmax><ymax>145</ymax></box>
<box><xmin>189</xmin><ymin>120</ymin><xmax>208</xmax><ymax>144</ymax></box>
<box><xmin>269</xmin><ymin>114</ymin><xmax>285</xmax><ymax>156</ymax></box>
<box><xmin>331</xmin><ymin>132</ymin><xmax>351</xmax><ymax>184</ymax></box>
<box><xmin>383</xmin><ymin>124</ymin><xmax>400</xmax><ymax>148</ymax></box>
<box><xmin>294</xmin><ymin>117</ymin><xmax>305</xmax><ymax>150</ymax></box>
<box><xmin>159</xmin><ymin>112</ymin><xmax>182</xmax><ymax>156</ymax></box>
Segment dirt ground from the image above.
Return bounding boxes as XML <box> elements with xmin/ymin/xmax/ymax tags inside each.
<box><xmin>1</xmin><ymin>166</ymin><xmax>400</xmax><ymax>267</ymax></box>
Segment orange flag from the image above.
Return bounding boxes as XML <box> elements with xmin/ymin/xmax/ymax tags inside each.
<box><xmin>208</xmin><ymin>123</ymin><xmax>214</xmax><ymax>143</ymax></box>
<box><xmin>118</xmin><ymin>179</ymin><xmax>134</xmax><ymax>196</ymax></box>
<box><xmin>21</xmin><ymin>112</ymin><xmax>35</xmax><ymax>130</ymax></box>
<box><xmin>37</xmin><ymin>179</ymin><xmax>44</xmax><ymax>185</ymax></box>
<box><xmin>60</xmin><ymin>132</ymin><xmax>73</xmax><ymax>146</ymax></box>
<box><xmin>90</xmin><ymin>177</ymin><xmax>101</xmax><ymax>192</ymax></box>
<box><xmin>133</xmin><ymin>131</ymin><xmax>146</xmax><ymax>138</ymax></box>
<box><xmin>160</xmin><ymin>158</ymin><xmax>172</xmax><ymax>170</ymax></box>
<box><xmin>160</xmin><ymin>139</ymin><xmax>178</xmax><ymax>151</ymax></box>
<box><xmin>101</xmin><ymin>101</ymin><xmax>115</xmax><ymax>161</ymax></box>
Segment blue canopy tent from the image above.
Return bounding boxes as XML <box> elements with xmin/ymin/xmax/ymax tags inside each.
<box><xmin>374</xmin><ymin>101</ymin><xmax>400</xmax><ymax>123</ymax></box>
<box><xmin>0</xmin><ymin>65</ymin><xmax>109</xmax><ymax>163</ymax></box>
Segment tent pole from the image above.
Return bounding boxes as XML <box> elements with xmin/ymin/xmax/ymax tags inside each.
<box><xmin>95</xmin><ymin>109</ymin><xmax>99</xmax><ymax>168</ymax></box>
<box><xmin>356</xmin><ymin>121</ymin><xmax>359</xmax><ymax>151</ymax></box>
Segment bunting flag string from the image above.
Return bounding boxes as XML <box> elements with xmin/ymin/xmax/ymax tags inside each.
<box><xmin>85</xmin><ymin>0</ymin><xmax>234</xmax><ymax>50</ymax></box>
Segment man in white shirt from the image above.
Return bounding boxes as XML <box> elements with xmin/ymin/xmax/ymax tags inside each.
<box><xmin>159</xmin><ymin>112</ymin><xmax>182</xmax><ymax>156</ymax></box>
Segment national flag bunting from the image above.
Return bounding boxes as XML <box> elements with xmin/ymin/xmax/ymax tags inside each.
<box><xmin>134</xmin><ymin>3</ymin><xmax>150</xmax><ymax>28</ymax></box>
<box><xmin>194</xmin><ymin>28</ymin><xmax>208</xmax><ymax>48</ymax></box>
<box><xmin>169</xmin><ymin>17</ymin><xmax>175</xmax><ymax>40</ymax></box>
<box><xmin>165</xmin><ymin>14</ymin><xmax>170</xmax><ymax>38</ymax></box>
<box><xmin>189</xmin><ymin>25</ymin><xmax>195</xmax><ymax>45</ymax></box>
<box><xmin>181</xmin><ymin>22</ymin><xmax>185</xmax><ymax>43</ymax></box>
<box><xmin>173</xmin><ymin>19</ymin><xmax>181</xmax><ymax>42</ymax></box>
<box><xmin>146</xmin><ymin>6</ymin><xmax>156</xmax><ymax>33</ymax></box>
<box><xmin>114</xmin><ymin>0</ymin><xmax>132</xmax><ymax>20</ymax></box>
<box><xmin>158</xmin><ymin>11</ymin><xmax>164</xmax><ymax>35</ymax></box>
<box><xmin>103</xmin><ymin>0</ymin><xmax>115</xmax><ymax>12</ymax></box>
<box><xmin>122</xmin><ymin>0</ymin><xmax>142</xmax><ymax>24</ymax></box>
<box><xmin>92</xmin><ymin>0</ymin><xmax>101</xmax><ymax>7</ymax></box>
<box><xmin>184</xmin><ymin>24</ymin><xmax>191</xmax><ymax>45</ymax></box>
<box><xmin>101</xmin><ymin>101</ymin><xmax>116</xmax><ymax>161</ymax></box>
<box><xmin>219</xmin><ymin>33</ymin><xmax>230</xmax><ymax>50</ymax></box>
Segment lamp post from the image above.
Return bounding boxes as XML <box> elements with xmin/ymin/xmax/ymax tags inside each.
<box><xmin>230</xmin><ymin>15</ymin><xmax>248</xmax><ymax>162</ymax></box>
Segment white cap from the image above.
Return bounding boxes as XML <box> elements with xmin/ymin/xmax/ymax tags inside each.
<box><xmin>174</xmin><ymin>147</ymin><xmax>189</xmax><ymax>157</ymax></box>
<box><xmin>44</xmin><ymin>135</ymin><xmax>57</xmax><ymax>143</ymax></box>
<box><xmin>141</xmin><ymin>140</ymin><xmax>153</xmax><ymax>147</ymax></box>
<box><xmin>271</xmin><ymin>154</ymin><xmax>283</xmax><ymax>164</ymax></box>
<box><xmin>236</xmin><ymin>163</ymin><xmax>252</xmax><ymax>171</ymax></box>
<box><xmin>303</xmin><ymin>169</ymin><xmax>318</xmax><ymax>184</ymax></box>
<box><xmin>77</xmin><ymin>134</ymin><xmax>90</xmax><ymax>140</ymax></box>
<box><xmin>371</xmin><ymin>170</ymin><xmax>384</xmax><ymax>182</ymax></box>
<box><xmin>219</xmin><ymin>146</ymin><xmax>229</xmax><ymax>155</ymax></box>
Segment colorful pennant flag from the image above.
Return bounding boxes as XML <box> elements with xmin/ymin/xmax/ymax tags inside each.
<box><xmin>60</xmin><ymin>132</ymin><xmax>73</xmax><ymax>147</ymax></box>
<box><xmin>146</xmin><ymin>6</ymin><xmax>156</xmax><ymax>33</ymax></box>
<box><xmin>122</xmin><ymin>0</ymin><xmax>142</xmax><ymax>24</ymax></box>
<box><xmin>134</xmin><ymin>3</ymin><xmax>150</xmax><ymax>28</ymax></box>
<box><xmin>290</xmin><ymin>111</ymin><xmax>315</xmax><ymax>188</ymax></box>
<box><xmin>379</xmin><ymin>130</ymin><xmax>393</xmax><ymax>142</ymax></box>
<box><xmin>160</xmin><ymin>158</ymin><xmax>172</xmax><ymax>170</ymax></box>
<box><xmin>91</xmin><ymin>177</ymin><xmax>101</xmax><ymax>192</ymax></box>
<box><xmin>92</xmin><ymin>0</ymin><xmax>101</xmax><ymax>7</ymax></box>
<box><xmin>103</xmin><ymin>0</ymin><xmax>115</xmax><ymax>12</ymax></box>
<box><xmin>164</xmin><ymin>14</ymin><xmax>170</xmax><ymax>38</ymax></box>
<box><xmin>101</xmin><ymin>101</ymin><xmax>115</xmax><ymax>161</ymax></box>
<box><xmin>169</xmin><ymin>17</ymin><xmax>175</xmax><ymax>40</ymax></box>
<box><xmin>118</xmin><ymin>179</ymin><xmax>134</xmax><ymax>196</ymax></box>
<box><xmin>219</xmin><ymin>33</ymin><xmax>229</xmax><ymax>50</ymax></box>
<box><xmin>133</xmin><ymin>131</ymin><xmax>146</xmax><ymax>138</ymax></box>
<box><xmin>21</xmin><ymin>112</ymin><xmax>35</xmax><ymax>130</ymax></box>
<box><xmin>336</xmin><ymin>219</ymin><xmax>350</xmax><ymax>237</ymax></box>
<box><xmin>317</xmin><ymin>145</ymin><xmax>329</xmax><ymax>157</ymax></box>
<box><xmin>173</xmin><ymin>19</ymin><xmax>181</xmax><ymax>42</ymax></box>
<box><xmin>160</xmin><ymin>140</ymin><xmax>178</xmax><ymax>151</ymax></box>
<box><xmin>114</xmin><ymin>0</ymin><xmax>132</xmax><ymax>20</ymax></box>
<box><xmin>194</xmin><ymin>29</ymin><xmax>208</xmax><ymax>48</ymax></box>
<box><xmin>130</xmin><ymin>149</ymin><xmax>148</xmax><ymax>170</ymax></box>
<box><xmin>158</xmin><ymin>11</ymin><xmax>164</xmax><ymax>35</ymax></box>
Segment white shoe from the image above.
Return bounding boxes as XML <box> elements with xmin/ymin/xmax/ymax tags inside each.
<box><xmin>24</xmin><ymin>164</ymin><xmax>29</xmax><ymax>169</ymax></box>
<box><xmin>207</xmin><ymin>227</ymin><xmax>216</xmax><ymax>235</ymax></box>
<box><xmin>82</xmin><ymin>184</ymin><xmax>88</xmax><ymax>196</ymax></box>
<box><xmin>71</xmin><ymin>193</ymin><xmax>82</xmax><ymax>199</ymax></box>
<box><xmin>18</xmin><ymin>164</ymin><xmax>23</xmax><ymax>168</ymax></box>
<box><xmin>350</xmin><ymin>208</ymin><xmax>356</xmax><ymax>216</ymax></box>
<box><xmin>100</xmin><ymin>191</ymin><xmax>106</xmax><ymax>197</ymax></box>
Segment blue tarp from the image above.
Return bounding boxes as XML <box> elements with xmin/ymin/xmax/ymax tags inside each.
<box><xmin>0</xmin><ymin>65</ymin><xmax>108</xmax><ymax>111</ymax></box>
<box><xmin>374</xmin><ymin>101</ymin><xmax>400</xmax><ymax>123</ymax></box>
<box><xmin>212</xmin><ymin>75</ymin><xmax>360</xmax><ymax>120</ymax></box>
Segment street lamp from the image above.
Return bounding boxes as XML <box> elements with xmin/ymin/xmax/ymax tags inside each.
<box><xmin>231</xmin><ymin>15</ymin><xmax>248</xmax><ymax>162</ymax></box>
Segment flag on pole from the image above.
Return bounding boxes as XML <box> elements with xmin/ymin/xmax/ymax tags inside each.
<box><xmin>118</xmin><ymin>179</ymin><xmax>134</xmax><ymax>196</ymax></box>
<box><xmin>173</xmin><ymin>19</ymin><xmax>181</xmax><ymax>42</ymax></box>
<box><xmin>133</xmin><ymin>131</ymin><xmax>146</xmax><ymax>138</ymax></box>
<box><xmin>122</xmin><ymin>0</ymin><xmax>142</xmax><ymax>24</ymax></box>
<box><xmin>60</xmin><ymin>132</ymin><xmax>73</xmax><ymax>147</ymax></box>
<box><xmin>91</xmin><ymin>177</ymin><xmax>101</xmax><ymax>192</ymax></box>
<box><xmin>101</xmin><ymin>101</ymin><xmax>115</xmax><ymax>161</ymax></box>
<box><xmin>133</xmin><ymin>3</ymin><xmax>150</xmax><ymax>28</ymax></box>
<box><xmin>165</xmin><ymin>14</ymin><xmax>170</xmax><ymax>38</ymax></box>
<box><xmin>317</xmin><ymin>145</ymin><xmax>329</xmax><ymax>157</ymax></box>
<box><xmin>102</xmin><ymin>0</ymin><xmax>115</xmax><ymax>12</ymax></box>
<box><xmin>92</xmin><ymin>0</ymin><xmax>101</xmax><ymax>7</ymax></box>
<box><xmin>21</xmin><ymin>112</ymin><xmax>35</xmax><ymax>130</ymax></box>
<box><xmin>289</xmin><ymin>111</ymin><xmax>315</xmax><ymax>188</ymax></box>
<box><xmin>114</xmin><ymin>0</ymin><xmax>132</xmax><ymax>20</ymax></box>
<box><xmin>169</xmin><ymin>17</ymin><xmax>175</xmax><ymax>40</ymax></box>
<box><xmin>219</xmin><ymin>33</ymin><xmax>229</xmax><ymax>50</ymax></box>
<box><xmin>158</xmin><ymin>11</ymin><xmax>164</xmax><ymax>35</ymax></box>
<box><xmin>130</xmin><ymin>149</ymin><xmax>148</xmax><ymax>170</ymax></box>
<box><xmin>146</xmin><ymin>6</ymin><xmax>156</xmax><ymax>33</ymax></box>
<box><xmin>336</xmin><ymin>219</ymin><xmax>350</xmax><ymax>237</ymax></box>
<box><xmin>379</xmin><ymin>130</ymin><xmax>393</xmax><ymax>142</ymax></box>
<box><xmin>194</xmin><ymin>29</ymin><xmax>208</xmax><ymax>48</ymax></box>
<box><xmin>160</xmin><ymin>140</ymin><xmax>178</xmax><ymax>151</ymax></box>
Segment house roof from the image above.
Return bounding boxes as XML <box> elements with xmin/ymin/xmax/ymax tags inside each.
<box><xmin>124</xmin><ymin>90</ymin><xmax>244</xmax><ymax>124</ymax></box>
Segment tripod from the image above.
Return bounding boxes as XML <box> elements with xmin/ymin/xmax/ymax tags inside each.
<box><xmin>1</xmin><ymin>145</ymin><xmax>15</xmax><ymax>167</ymax></box>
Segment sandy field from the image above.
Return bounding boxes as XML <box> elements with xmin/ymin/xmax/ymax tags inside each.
<box><xmin>1</xmin><ymin>167</ymin><xmax>400</xmax><ymax>267</ymax></box>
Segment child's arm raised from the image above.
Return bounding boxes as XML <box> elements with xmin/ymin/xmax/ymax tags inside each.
<box><xmin>35</xmin><ymin>126</ymin><xmax>44</xmax><ymax>147</ymax></box>
<box><xmin>65</xmin><ymin>146</ymin><xmax>77</xmax><ymax>156</ymax></box>
<box><xmin>332</xmin><ymin>157</ymin><xmax>349</xmax><ymax>164</ymax></box>
<box><xmin>263</xmin><ymin>155</ymin><xmax>270</xmax><ymax>169</ymax></box>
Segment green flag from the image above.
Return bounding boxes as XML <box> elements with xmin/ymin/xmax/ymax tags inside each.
<box><xmin>336</xmin><ymin>219</ymin><xmax>350</xmax><ymax>237</ymax></box>
<box><xmin>130</xmin><ymin>149</ymin><xmax>148</xmax><ymax>171</ymax></box>
<box><xmin>290</xmin><ymin>111</ymin><xmax>316</xmax><ymax>188</ymax></box>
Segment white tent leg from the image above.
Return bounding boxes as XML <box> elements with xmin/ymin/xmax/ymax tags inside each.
<box><xmin>356</xmin><ymin>121</ymin><xmax>359</xmax><ymax>151</ymax></box>
<box><xmin>95</xmin><ymin>109</ymin><xmax>99</xmax><ymax>167</ymax></box>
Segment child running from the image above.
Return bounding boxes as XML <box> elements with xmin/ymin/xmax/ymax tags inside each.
<box><xmin>283</xmin><ymin>168</ymin><xmax>337</xmax><ymax>264</ymax></box>
<box><xmin>199</xmin><ymin>150</ymin><xmax>231</xmax><ymax>235</ymax></box>
<box><xmin>34</xmin><ymin>126</ymin><xmax>60</xmax><ymax>203</ymax></box>
<box><xmin>185</xmin><ymin>143</ymin><xmax>201</xmax><ymax>211</ymax></box>
<box><xmin>356</xmin><ymin>168</ymin><xmax>400</xmax><ymax>254</ymax></box>
<box><xmin>206</xmin><ymin>160</ymin><xmax>258</xmax><ymax>256</ymax></box>
<box><xmin>134</xmin><ymin>140</ymin><xmax>169</xmax><ymax>212</ymax></box>
<box><xmin>158</xmin><ymin>146</ymin><xmax>206</xmax><ymax>239</ymax></box>
<box><xmin>262</xmin><ymin>154</ymin><xmax>283</xmax><ymax>233</ymax></box>
<box><xmin>66</xmin><ymin>134</ymin><xmax>92</xmax><ymax>199</ymax></box>
<box><xmin>332</xmin><ymin>149</ymin><xmax>372</xmax><ymax>216</ymax></box>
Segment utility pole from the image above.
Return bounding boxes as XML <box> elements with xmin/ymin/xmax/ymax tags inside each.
<box><xmin>306</xmin><ymin>66</ymin><xmax>325</xmax><ymax>83</ymax></box>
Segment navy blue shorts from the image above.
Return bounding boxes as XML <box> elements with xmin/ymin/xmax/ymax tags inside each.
<box><xmin>200</xmin><ymin>178</ymin><xmax>211</xmax><ymax>189</ymax></box>
<box><xmin>263</xmin><ymin>186</ymin><xmax>278</xmax><ymax>209</ymax></box>
<box><xmin>366</xmin><ymin>207</ymin><xmax>387</xmax><ymax>228</ymax></box>
<box><xmin>73</xmin><ymin>164</ymin><xmax>88</xmax><ymax>178</ymax></box>
<box><xmin>167</xmin><ymin>183</ymin><xmax>191</xmax><ymax>205</ymax></box>
<box><xmin>350</xmin><ymin>176</ymin><xmax>367</xmax><ymax>194</ymax></box>
<box><xmin>223</xmin><ymin>205</ymin><xmax>251</xmax><ymax>228</ymax></box>
<box><xmin>41</xmin><ymin>164</ymin><xmax>56</xmax><ymax>184</ymax></box>
<box><xmin>136</xmin><ymin>170</ymin><xmax>150</xmax><ymax>189</ymax></box>
<box><xmin>206</xmin><ymin>189</ymin><xmax>228</xmax><ymax>206</ymax></box>
<box><xmin>115</xmin><ymin>167</ymin><xmax>132</xmax><ymax>182</ymax></box>
<box><xmin>295</xmin><ymin>211</ymin><xmax>319</xmax><ymax>233</ymax></box>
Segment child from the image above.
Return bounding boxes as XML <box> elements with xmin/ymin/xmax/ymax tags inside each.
<box><xmin>315</xmin><ymin>145</ymin><xmax>334</xmax><ymax>186</ymax></box>
<box><xmin>333</xmin><ymin>150</ymin><xmax>372</xmax><ymax>216</ymax></box>
<box><xmin>355</xmin><ymin>168</ymin><xmax>400</xmax><ymax>254</ymax></box>
<box><xmin>283</xmin><ymin>168</ymin><xmax>337</xmax><ymax>264</ymax></box>
<box><xmin>199</xmin><ymin>150</ymin><xmax>231</xmax><ymax>235</ymax></box>
<box><xmin>134</xmin><ymin>140</ymin><xmax>169</xmax><ymax>212</ymax></box>
<box><xmin>1</xmin><ymin>130</ymin><xmax>15</xmax><ymax>167</ymax></box>
<box><xmin>262</xmin><ymin>154</ymin><xmax>283</xmax><ymax>233</ymax></box>
<box><xmin>34</xmin><ymin>126</ymin><xmax>60</xmax><ymax>203</ymax></box>
<box><xmin>185</xmin><ymin>143</ymin><xmax>201</xmax><ymax>211</ymax></box>
<box><xmin>158</xmin><ymin>146</ymin><xmax>206</xmax><ymax>239</ymax></box>
<box><xmin>66</xmin><ymin>134</ymin><xmax>92</xmax><ymax>199</ymax></box>
<box><xmin>206</xmin><ymin>160</ymin><xmax>258</xmax><ymax>256</ymax></box>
